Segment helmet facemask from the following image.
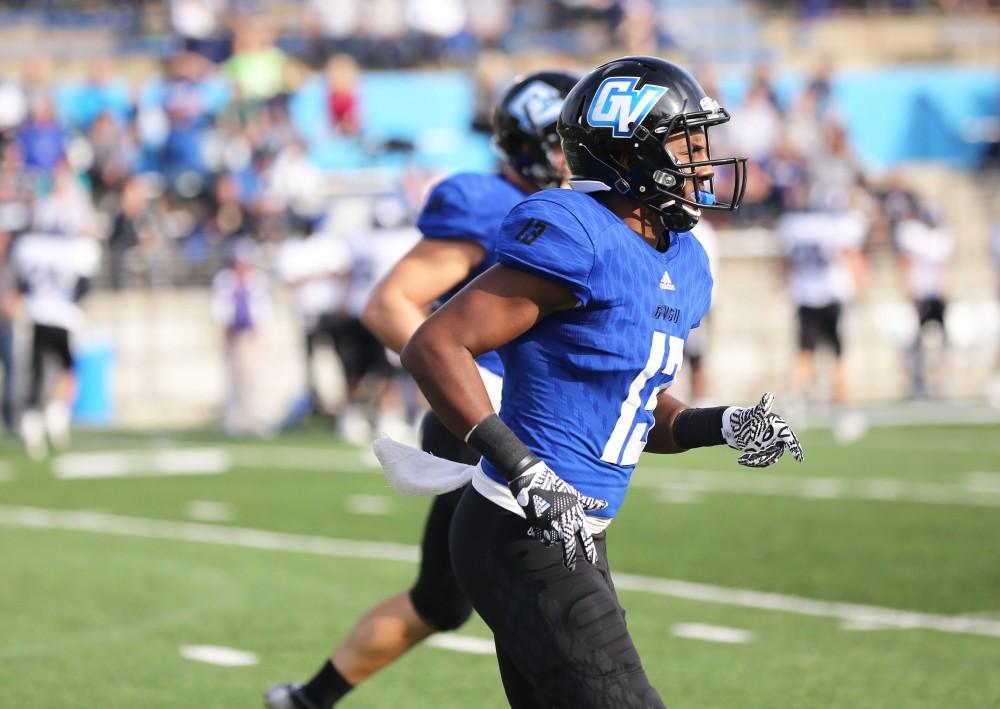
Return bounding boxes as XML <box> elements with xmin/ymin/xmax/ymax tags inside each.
<box><xmin>575</xmin><ymin>97</ymin><xmax>747</xmax><ymax>231</ymax></box>
<box><xmin>512</xmin><ymin>122</ymin><xmax>566</xmax><ymax>190</ymax></box>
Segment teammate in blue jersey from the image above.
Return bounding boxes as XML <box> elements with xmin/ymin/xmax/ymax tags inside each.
<box><xmin>401</xmin><ymin>57</ymin><xmax>804</xmax><ymax>708</ymax></box>
<box><xmin>265</xmin><ymin>70</ymin><xmax>578</xmax><ymax>709</ymax></box>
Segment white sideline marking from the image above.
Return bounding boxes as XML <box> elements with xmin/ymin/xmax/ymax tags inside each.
<box><xmin>655</xmin><ymin>489</ymin><xmax>704</xmax><ymax>504</ymax></box>
<box><xmin>671</xmin><ymin>623</ymin><xmax>753</xmax><ymax>644</ymax></box>
<box><xmin>52</xmin><ymin>449</ymin><xmax>231</xmax><ymax>479</ymax></box>
<box><xmin>0</xmin><ymin>506</ymin><xmax>418</xmax><ymax>563</ymax></box>
<box><xmin>612</xmin><ymin>573</ymin><xmax>1000</xmax><ymax>638</ymax></box>
<box><xmin>186</xmin><ymin>501</ymin><xmax>235</xmax><ymax>523</ymax></box>
<box><xmin>964</xmin><ymin>472</ymin><xmax>1000</xmax><ymax>493</ymax></box>
<box><xmin>228</xmin><ymin>446</ymin><xmax>378</xmax><ymax>474</ymax></box>
<box><xmin>426</xmin><ymin>635</ymin><xmax>496</xmax><ymax>655</ymax></box>
<box><xmin>849</xmin><ymin>439</ymin><xmax>1000</xmax><ymax>456</ymax></box>
<box><xmin>2</xmin><ymin>505</ymin><xmax>999</xmax><ymax>640</ymax></box>
<box><xmin>841</xmin><ymin>619</ymin><xmax>897</xmax><ymax>632</ymax></box>
<box><xmin>633</xmin><ymin>468</ymin><xmax>1000</xmax><ymax>508</ymax></box>
<box><xmin>345</xmin><ymin>495</ymin><xmax>392</xmax><ymax>516</ymax></box>
<box><xmin>179</xmin><ymin>645</ymin><xmax>258</xmax><ymax>667</ymax></box>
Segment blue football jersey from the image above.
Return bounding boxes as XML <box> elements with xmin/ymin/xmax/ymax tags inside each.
<box><xmin>481</xmin><ymin>188</ymin><xmax>714</xmax><ymax>518</ymax></box>
<box><xmin>416</xmin><ymin>172</ymin><xmax>527</xmax><ymax>376</ymax></box>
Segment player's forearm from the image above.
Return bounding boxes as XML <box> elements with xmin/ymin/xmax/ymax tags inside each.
<box><xmin>401</xmin><ymin>323</ymin><xmax>495</xmax><ymax>441</ymax></box>
<box><xmin>361</xmin><ymin>286</ymin><xmax>427</xmax><ymax>354</ymax></box>
<box><xmin>643</xmin><ymin>399</ymin><xmax>688</xmax><ymax>454</ymax></box>
<box><xmin>645</xmin><ymin>393</ymin><xmax>727</xmax><ymax>454</ymax></box>
<box><xmin>645</xmin><ymin>392</ymin><xmax>691</xmax><ymax>453</ymax></box>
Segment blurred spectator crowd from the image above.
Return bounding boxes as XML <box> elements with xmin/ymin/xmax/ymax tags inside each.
<box><xmin>0</xmin><ymin>10</ymin><xmax>975</xmax><ymax>290</ymax></box>
<box><xmin>0</xmin><ymin>18</ymin><xmax>360</xmax><ymax>289</ymax></box>
<box><xmin>0</xmin><ymin>0</ymin><xmax>996</xmax><ymax>439</ymax></box>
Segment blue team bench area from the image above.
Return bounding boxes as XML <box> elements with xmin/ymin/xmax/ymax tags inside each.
<box><xmin>50</xmin><ymin>66</ymin><xmax>999</xmax><ymax>174</ymax></box>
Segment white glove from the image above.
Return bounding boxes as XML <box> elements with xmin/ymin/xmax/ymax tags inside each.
<box><xmin>722</xmin><ymin>392</ymin><xmax>804</xmax><ymax>468</ymax></box>
<box><xmin>508</xmin><ymin>461</ymin><xmax>608</xmax><ymax>571</ymax></box>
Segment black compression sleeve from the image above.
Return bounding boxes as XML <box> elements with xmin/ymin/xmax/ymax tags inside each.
<box><xmin>672</xmin><ymin>406</ymin><xmax>728</xmax><ymax>450</ymax></box>
<box><xmin>466</xmin><ymin>414</ymin><xmax>539</xmax><ymax>482</ymax></box>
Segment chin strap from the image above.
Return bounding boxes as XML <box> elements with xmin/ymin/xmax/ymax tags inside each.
<box><xmin>660</xmin><ymin>210</ymin><xmax>698</xmax><ymax>233</ymax></box>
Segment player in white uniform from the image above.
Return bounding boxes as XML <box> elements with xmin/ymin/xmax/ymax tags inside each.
<box><xmin>778</xmin><ymin>197</ymin><xmax>866</xmax><ymax>405</ymax></box>
<box><xmin>14</xmin><ymin>231</ymin><xmax>100</xmax><ymax>459</ymax></box>
<box><xmin>684</xmin><ymin>218</ymin><xmax>719</xmax><ymax>404</ymax></box>
<box><xmin>276</xmin><ymin>223</ymin><xmax>352</xmax><ymax>420</ymax></box>
<box><xmin>896</xmin><ymin>213</ymin><xmax>953</xmax><ymax>398</ymax></box>
<box><xmin>334</xmin><ymin>199</ymin><xmax>421</xmax><ymax>443</ymax></box>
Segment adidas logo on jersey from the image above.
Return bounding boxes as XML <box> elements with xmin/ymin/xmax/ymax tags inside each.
<box><xmin>659</xmin><ymin>270</ymin><xmax>676</xmax><ymax>291</ymax></box>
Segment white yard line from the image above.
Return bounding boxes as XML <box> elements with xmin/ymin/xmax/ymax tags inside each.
<box><xmin>179</xmin><ymin>645</ymin><xmax>258</xmax><ymax>667</ymax></box>
<box><xmin>964</xmin><ymin>472</ymin><xmax>1000</xmax><ymax>493</ymax></box>
<box><xmin>44</xmin><ymin>441</ymin><xmax>1000</xmax><ymax>510</ymax></box>
<box><xmin>0</xmin><ymin>505</ymin><xmax>418</xmax><ymax>563</ymax></box>
<box><xmin>185</xmin><ymin>500</ymin><xmax>235</xmax><ymax>523</ymax></box>
<box><xmin>671</xmin><ymin>623</ymin><xmax>753</xmax><ymax>644</ymax></box>
<box><xmin>344</xmin><ymin>495</ymin><xmax>393</xmax><ymax>516</ymax></box>
<box><xmin>52</xmin><ymin>449</ymin><xmax>231</xmax><ymax>479</ymax></box>
<box><xmin>840</xmin><ymin>438</ymin><xmax>1000</xmax><ymax>456</ymax></box>
<box><xmin>425</xmin><ymin>635</ymin><xmax>496</xmax><ymax>655</ymax></box>
<box><xmin>632</xmin><ymin>468</ymin><xmax>1000</xmax><ymax>508</ymax></box>
<box><xmin>227</xmin><ymin>446</ymin><xmax>379</xmax><ymax>474</ymax></box>
<box><xmin>2</xmin><ymin>505</ymin><xmax>999</xmax><ymax>640</ymax></box>
<box><xmin>47</xmin><ymin>444</ymin><xmax>378</xmax><ymax>479</ymax></box>
<box><xmin>612</xmin><ymin>574</ymin><xmax>1000</xmax><ymax>638</ymax></box>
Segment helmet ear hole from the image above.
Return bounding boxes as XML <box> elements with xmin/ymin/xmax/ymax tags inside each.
<box><xmin>614</xmin><ymin>152</ymin><xmax>636</xmax><ymax>169</ymax></box>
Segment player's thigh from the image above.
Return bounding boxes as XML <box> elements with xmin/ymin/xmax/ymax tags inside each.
<box><xmin>495</xmin><ymin>641</ymin><xmax>551</xmax><ymax>709</ymax></box>
<box><xmin>53</xmin><ymin>327</ymin><xmax>74</xmax><ymax>370</ymax></box>
<box><xmin>796</xmin><ymin>306</ymin><xmax>820</xmax><ymax>351</ymax></box>
<box><xmin>917</xmin><ymin>297</ymin><xmax>946</xmax><ymax>328</ymax></box>
<box><xmin>359</xmin><ymin>323</ymin><xmax>393</xmax><ymax>378</ymax></box>
<box><xmin>329</xmin><ymin>318</ymin><xmax>364</xmax><ymax>377</ymax></box>
<box><xmin>822</xmin><ymin>303</ymin><xmax>843</xmax><ymax>356</ymax></box>
<box><xmin>409</xmin><ymin>487</ymin><xmax>472</xmax><ymax>631</ymax></box>
<box><xmin>408</xmin><ymin>412</ymin><xmax>480</xmax><ymax>629</ymax></box>
<box><xmin>450</xmin><ymin>489</ymin><xmax>663</xmax><ymax>709</ymax></box>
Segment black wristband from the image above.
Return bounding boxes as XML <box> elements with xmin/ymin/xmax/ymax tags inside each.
<box><xmin>466</xmin><ymin>414</ymin><xmax>539</xmax><ymax>482</ymax></box>
<box><xmin>672</xmin><ymin>406</ymin><xmax>727</xmax><ymax>450</ymax></box>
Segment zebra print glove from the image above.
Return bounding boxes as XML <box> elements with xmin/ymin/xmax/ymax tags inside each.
<box><xmin>722</xmin><ymin>392</ymin><xmax>805</xmax><ymax>468</ymax></box>
<box><xmin>508</xmin><ymin>462</ymin><xmax>608</xmax><ymax>571</ymax></box>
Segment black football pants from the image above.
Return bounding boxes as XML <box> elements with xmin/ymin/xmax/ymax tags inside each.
<box><xmin>450</xmin><ymin>486</ymin><xmax>666</xmax><ymax>709</ymax></box>
<box><xmin>406</xmin><ymin>411</ymin><xmax>480</xmax><ymax>631</ymax></box>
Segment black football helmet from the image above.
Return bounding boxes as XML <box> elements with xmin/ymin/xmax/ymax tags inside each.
<box><xmin>493</xmin><ymin>70</ymin><xmax>580</xmax><ymax>189</ymax></box>
<box><xmin>558</xmin><ymin>56</ymin><xmax>747</xmax><ymax>231</ymax></box>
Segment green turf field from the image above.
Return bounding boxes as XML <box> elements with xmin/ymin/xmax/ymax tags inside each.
<box><xmin>2</xmin><ymin>423</ymin><xmax>999</xmax><ymax>708</ymax></box>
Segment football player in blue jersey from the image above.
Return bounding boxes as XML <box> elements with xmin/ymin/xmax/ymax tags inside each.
<box><xmin>400</xmin><ymin>57</ymin><xmax>804</xmax><ymax>708</ymax></box>
<box><xmin>264</xmin><ymin>70</ymin><xmax>578</xmax><ymax>709</ymax></box>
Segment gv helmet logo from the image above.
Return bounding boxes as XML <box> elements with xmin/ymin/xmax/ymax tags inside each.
<box><xmin>586</xmin><ymin>77</ymin><xmax>667</xmax><ymax>138</ymax></box>
<box><xmin>509</xmin><ymin>80</ymin><xmax>563</xmax><ymax>133</ymax></box>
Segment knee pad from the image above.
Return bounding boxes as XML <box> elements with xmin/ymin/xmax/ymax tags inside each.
<box><xmin>409</xmin><ymin>588</ymin><xmax>473</xmax><ymax>632</ymax></box>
